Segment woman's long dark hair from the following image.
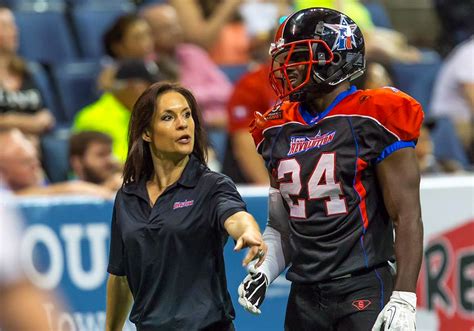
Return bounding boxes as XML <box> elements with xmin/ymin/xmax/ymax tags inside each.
<box><xmin>123</xmin><ymin>82</ymin><xmax>208</xmax><ymax>184</ymax></box>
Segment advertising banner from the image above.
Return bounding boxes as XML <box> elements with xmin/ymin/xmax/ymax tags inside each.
<box><xmin>16</xmin><ymin>176</ymin><xmax>473</xmax><ymax>330</ymax></box>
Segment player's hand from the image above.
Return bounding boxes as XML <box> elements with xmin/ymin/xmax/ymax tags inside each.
<box><xmin>372</xmin><ymin>291</ymin><xmax>416</xmax><ymax>331</ymax></box>
<box><xmin>237</xmin><ymin>265</ymin><xmax>268</xmax><ymax>315</ymax></box>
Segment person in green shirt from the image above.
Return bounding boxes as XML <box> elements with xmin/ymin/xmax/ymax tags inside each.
<box><xmin>73</xmin><ymin>59</ymin><xmax>161</xmax><ymax>163</ymax></box>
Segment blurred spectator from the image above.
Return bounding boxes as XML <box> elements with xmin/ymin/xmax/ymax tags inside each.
<box><xmin>0</xmin><ymin>180</ymin><xmax>59</xmax><ymax>331</ymax></box>
<box><xmin>294</xmin><ymin>0</ymin><xmax>423</xmax><ymax>63</ymax></box>
<box><xmin>222</xmin><ymin>29</ymin><xmax>278</xmax><ymax>185</ymax></box>
<box><xmin>141</xmin><ymin>3</ymin><xmax>233</xmax><ymax>129</ymax></box>
<box><xmin>97</xmin><ymin>13</ymin><xmax>155</xmax><ymax>91</ymax></box>
<box><xmin>430</xmin><ymin>37</ymin><xmax>474</xmax><ymax>163</ymax></box>
<box><xmin>222</xmin><ymin>61</ymin><xmax>275</xmax><ymax>185</ymax></box>
<box><xmin>352</xmin><ymin>60</ymin><xmax>395</xmax><ymax>90</ymax></box>
<box><xmin>73</xmin><ymin>59</ymin><xmax>161</xmax><ymax>163</ymax></box>
<box><xmin>69</xmin><ymin>131</ymin><xmax>122</xmax><ymax>191</ymax></box>
<box><xmin>415</xmin><ymin>125</ymin><xmax>464</xmax><ymax>174</ymax></box>
<box><xmin>434</xmin><ymin>0</ymin><xmax>474</xmax><ymax>56</ymax></box>
<box><xmin>415</xmin><ymin>125</ymin><xmax>442</xmax><ymax>174</ymax></box>
<box><xmin>169</xmin><ymin>0</ymin><xmax>244</xmax><ymax>52</ymax></box>
<box><xmin>239</xmin><ymin>0</ymin><xmax>291</xmax><ymax>38</ymax></box>
<box><xmin>202</xmin><ymin>0</ymin><xmax>250</xmax><ymax>66</ymax></box>
<box><xmin>0</xmin><ymin>128</ymin><xmax>114</xmax><ymax>198</ymax></box>
<box><xmin>0</xmin><ymin>6</ymin><xmax>55</xmax><ymax>140</ymax></box>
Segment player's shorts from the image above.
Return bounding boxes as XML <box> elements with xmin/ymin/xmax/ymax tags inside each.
<box><xmin>200</xmin><ymin>319</ymin><xmax>234</xmax><ymax>331</ymax></box>
<box><xmin>284</xmin><ymin>263</ymin><xmax>393</xmax><ymax>331</ymax></box>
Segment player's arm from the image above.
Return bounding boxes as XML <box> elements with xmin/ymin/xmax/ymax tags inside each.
<box><xmin>372</xmin><ymin>147</ymin><xmax>422</xmax><ymax>331</ymax></box>
<box><xmin>105</xmin><ymin>274</ymin><xmax>133</xmax><ymax>331</ymax></box>
<box><xmin>376</xmin><ymin>147</ymin><xmax>423</xmax><ymax>292</ymax></box>
<box><xmin>238</xmin><ymin>182</ymin><xmax>292</xmax><ymax>314</ymax></box>
<box><xmin>259</xmin><ymin>185</ymin><xmax>292</xmax><ymax>282</ymax></box>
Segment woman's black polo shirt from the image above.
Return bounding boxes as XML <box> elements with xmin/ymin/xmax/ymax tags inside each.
<box><xmin>107</xmin><ymin>155</ymin><xmax>247</xmax><ymax>330</ymax></box>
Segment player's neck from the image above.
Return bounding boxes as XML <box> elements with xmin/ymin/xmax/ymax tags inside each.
<box><xmin>305</xmin><ymin>82</ymin><xmax>351</xmax><ymax>116</ymax></box>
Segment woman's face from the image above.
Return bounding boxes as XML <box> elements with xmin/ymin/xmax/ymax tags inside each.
<box><xmin>0</xmin><ymin>9</ymin><xmax>18</xmax><ymax>54</ymax></box>
<box><xmin>115</xmin><ymin>20</ymin><xmax>154</xmax><ymax>59</ymax></box>
<box><xmin>144</xmin><ymin>91</ymin><xmax>195</xmax><ymax>159</ymax></box>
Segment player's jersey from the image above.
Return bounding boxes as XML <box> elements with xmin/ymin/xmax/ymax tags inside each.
<box><xmin>251</xmin><ymin>86</ymin><xmax>424</xmax><ymax>283</ymax></box>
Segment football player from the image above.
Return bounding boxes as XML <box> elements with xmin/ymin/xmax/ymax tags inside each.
<box><xmin>238</xmin><ymin>7</ymin><xmax>423</xmax><ymax>331</ymax></box>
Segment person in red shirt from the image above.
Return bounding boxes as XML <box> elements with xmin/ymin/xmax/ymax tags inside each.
<box><xmin>223</xmin><ymin>63</ymin><xmax>277</xmax><ymax>185</ymax></box>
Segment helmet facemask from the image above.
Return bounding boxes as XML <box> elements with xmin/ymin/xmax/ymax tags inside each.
<box><xmin>270</xmin><ymin>39</ymin><xmax>335</xmax><ymax>100</ymax></box>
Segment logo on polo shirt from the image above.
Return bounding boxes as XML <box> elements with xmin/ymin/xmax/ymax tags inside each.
<box><xmin>173</xmin><ymin>200</ymin><xmax>194</xmax><ymax>210</ymax></box>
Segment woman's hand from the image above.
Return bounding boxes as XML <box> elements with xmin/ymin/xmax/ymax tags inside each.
<box><xmin>224</xmin><ymin>211</ymin><xmax>268</xmax><ymax>267</ymax></box>
<box><xmin>234</xmin><ymin>229</ymin><xmax>267</xmax><ymax>267</ymax></box>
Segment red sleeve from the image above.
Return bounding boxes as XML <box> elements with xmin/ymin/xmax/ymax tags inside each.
<box><xmin>364</xmin><ymin>88</ymin><xmax>424</xmax><ymax>141</ymax></box>
<box><xmin>227</xmin><ymin>67</ymin><xmax>277</xmax><ymax>134</ymax></box>
<box><xmin>227</xmin><ymin>75</ymin><xmax>260</xmax><ymax>134</ymax></box>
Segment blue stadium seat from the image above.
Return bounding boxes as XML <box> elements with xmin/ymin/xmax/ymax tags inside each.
<box><xmin>364</xmin><ymin>1</ymin><xmax>392</xmax><ymax>29</ymax></box>
<box><xmin>51</xmin><ymin>61</ymin><xmax>101</xmax><ymax>124</ymax></box>
<box><xmin>391</xmin><ymin>59</ymin><xmax>441</xmax><ymax>114</ymax></box>
<box><xmin>40</xmin><ymin>128</ymin><xmax>71</xmax><ymax>183</ymax></box>
<box><xmin>14</xmin><ymin>10</ymin><xmax>78</xmax><ymax>64</ymax></box>
<box><xmin>27</xmin><ymin>61</ymin><xmax>64</xmax><ymax>123</ymax></box>
<box><xmin>71</xmin><ymin>6</ymin><xmax>134</xmax><ymax>59</ymax></box>
<box><xmin>67</xmin><ymin>0</ymin><xmax>133</xmax><ymax>8</ymax></box>
<box><xmin>5</xmin><ymin>0</ymin><xmax>65</xmax><ymax>11</ymax></box>
<box><xmin>429</xmin><ymin>117</ymin><xmax>470</xmax><ymax>169</ymax></box>
<box><xmin>219</xmin><ymin>65</ymin><xmax>249</xmax><ymax>84</ymax></box>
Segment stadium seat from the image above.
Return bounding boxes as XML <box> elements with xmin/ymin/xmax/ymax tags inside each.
<box><xmin>391</xmin><ymin>59</ymin><xmax>441</xmax><ymax>114</ymax></box>
<box><xmin>5</xmin><ymin>0</ymin><xmax>65</xmax><ymax>11</ymax></box>
<box><xmin>219</xmin><ymin>65</ymin><xmax>249</xmax><ymax>84</ymax></box>
<box><xmin>27</xmin><ymin>61</ymin><xmax>64</xmax><ymax>123</ymax></box>
<box><xmin>71</xmin><ymin>6</ymin><xmax>134</xmax><ymax>59</ymax></box>
<box><xmin>428</xmin><ymin>117</ymin><xmax>470</xmax><ymax>169</ymax></box>
<box><xmin>364</xmin><ymin>1</ymin><xmax>392</xmax><ymax>29</ymax></box>
<box><xmin>40</xmin><ymin>128</ymin><xmax>71</xmax><ymax>183</ymax></box>
<box><xmin>51</xmin><ymin>61</ymin><xmax>101</xmax><ymax>124</ymax></box>
<box><xmin>14</xmin><ymin>9</ymin><xmax>78</xmax><ymax>64</ymax></box>
<box><xmin>208</xmin><ymin>129</ymin><xmax>228</xmax><ymax>165</ymax></box>
<box><xmin>66</xmin><ymin>0</ymin><xmax>134</xmax><ymax>8</ymax></box>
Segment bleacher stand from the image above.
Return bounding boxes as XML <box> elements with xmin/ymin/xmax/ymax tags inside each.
<box><xmin>14</xmin><ymin>9</ymin><xmax>78</xmax><ymax>64</ymax></box>
<box><xmin>51</xmin><ymin>60</ymin><xmax>101</xmax><ymax>123</ymax></box>
<box><xmin>71</xmin><ymin>3</ymin><xmax>134</xmax><ymax>59</ymax></box>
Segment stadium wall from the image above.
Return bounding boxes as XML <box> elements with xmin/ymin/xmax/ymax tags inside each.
<box><xmin>16</xmin><ymin>175</ymin><xmax>474</xmax><ymax>331</ymax></box>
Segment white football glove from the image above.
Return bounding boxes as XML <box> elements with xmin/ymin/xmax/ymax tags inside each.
<box><xmin>237</xmin><ymin>266</ymin><xmax>269</xmax><ymax>315</ymax></box>
<box><xmin>372</xmin><ymin>291</ymin><xmax>417</xmax><ymax>331</ymax></box>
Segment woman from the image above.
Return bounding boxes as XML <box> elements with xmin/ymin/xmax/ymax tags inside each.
<box><xmin>98</xmin><ymin>14</ymin><xmax>155</xmax><ymax>91</ymax></box>
<box><xmin>0</xmin><ymin>6</ymin><xmax>55</xmax><ymax>138</ymax></box>
<box><xmin>106</xmin><ymin>82</ymin><xmax>267</xmax><ymax>331</ymax></box>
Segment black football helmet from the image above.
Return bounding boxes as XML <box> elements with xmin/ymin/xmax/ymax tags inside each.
<box><xmin>269</xmin><ymin>7</ymin><xmax>365</xmax><ymax>101</ymax></box>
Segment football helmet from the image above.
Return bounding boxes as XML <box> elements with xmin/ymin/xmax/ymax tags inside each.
<box><xmin>269</xmin><ymin>7</ymin><xmax>365</xmax><ymax>101</ymax></box>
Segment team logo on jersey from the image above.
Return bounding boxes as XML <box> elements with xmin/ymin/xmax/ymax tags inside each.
<box><xmin>323</xmin><ymin>17</ymin><xmax>357</xmax><ymax>51</ymax></box>
<box><xmin>288</xmin><ymin>130</ymin><xmax>335</xmax><ymax>156</ymax></box>
<box><xmin>173</xmin><ymin>200</ymin><xmax>194</xmax><ymax>210</ymax></box>
<box><xmin>266</xmin><ymin>105</ymin><xmax>282</xmax><ymax>120</ymax></box>
<box><xmin>352</xmin><ymin>299</ymin><xmax>371</xmax><ymax>311</ymax></box>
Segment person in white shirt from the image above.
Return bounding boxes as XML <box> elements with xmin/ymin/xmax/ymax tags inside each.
<box><xmin>431</xmin><ymin>37</ymin><xmax>474</xmax><ymax>160</ymax></box>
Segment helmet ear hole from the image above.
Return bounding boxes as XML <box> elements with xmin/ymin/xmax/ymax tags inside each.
<box><xmin>331</xmin><ymin>52</ymin><xmax>342</xmax><ymax>66</ymax></box>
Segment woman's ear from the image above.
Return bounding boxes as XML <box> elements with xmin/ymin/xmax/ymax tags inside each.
<box><xmin>142</xmin><ymin>130</ymin><xmax>151</xmax><ymax>142</ymax></box>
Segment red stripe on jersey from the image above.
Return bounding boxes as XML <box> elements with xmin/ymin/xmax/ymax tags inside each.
<box><xmin>354</xmin><ymin>158</ymin><xmax>369</xmax><ymax>230</ymax></box>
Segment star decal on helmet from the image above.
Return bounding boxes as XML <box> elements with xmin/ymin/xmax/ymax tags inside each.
<box><xmin>323</xmin><ymin>16</ymin><xmax>357</xmax><ymax>51</ymax></box>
